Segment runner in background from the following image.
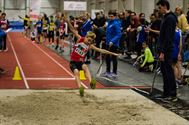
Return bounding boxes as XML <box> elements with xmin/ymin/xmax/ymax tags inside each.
<box><xmin>18</xmin><ymin>15</ymin><xmax>31</xmax><ymax>38</ymax></box>
<box><xmin>42</xmin><ymin>14</ymin><xmax>49</xmax><ymax>43</ymax></box>
<box><xmin>0</xmin><ymin>13</ymin><xmax>9</xmax><ymax>51</ymax></box>
<box><xmin>54</xmin><ymin>12</ymin><xmax>61</xmax><ymax>50</ymax></box>
<box><xmin>48</xmin><ymin>15</ymin><xmax>55</xmax><ymax>46</ymax></box>
<box><xmin>36</xmin><ymin>16</ymin><xmax>43</xmax><ymax>44</ymax></box>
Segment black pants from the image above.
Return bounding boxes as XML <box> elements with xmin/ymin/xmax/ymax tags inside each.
<box><xmin>48</xmin><ymin>31</ymin><xmax>54</xmax><ymax>43</ymax></box>
<box><xmin>105</xmin><ymin>45</ymin><xmax>118</xmax><ymax>74</ymax></box>
<box><xmin>160</xmin><ymin>57</ymin><xmax>177</xmax><ymax>97</ymax></box>
<box><xmin>138</xmin><ymin>62</ymin><xmax>154</xmax><ymax>72</ymax></box>
<box><xmin>136</xmin><ymin>42</ymin><xmax>142</xmax><ymax>57</ymax></box>
<box><xmin>1</xmin><ymin>34</ymin><xmax>7</xmax><ymax>50</ymax></box>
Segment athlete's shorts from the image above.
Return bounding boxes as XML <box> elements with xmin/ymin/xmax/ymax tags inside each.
<box><xmin>43</xmin><ymin>29</ymin><xmax>48</xmax><ymax>33</ymax></box>
<box><xmin>48</xmin><ymin>31</ymin><xmax>54</xmax><ymax>38</ymax></box>
<box><xmin>37</xmin><ymin>30</ymin><xmax>42</xmax><ymax>35</ymax></box>
<box><xmin>70</xmin><ymin>61</ymin><xmax>84</xmax><ymax>72</ymax></box>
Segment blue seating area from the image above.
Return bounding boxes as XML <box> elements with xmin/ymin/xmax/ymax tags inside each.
<box><xmin>9</xmin><ymin>21</ymin><xmax>24</xmax><ymax>32</ymax></box>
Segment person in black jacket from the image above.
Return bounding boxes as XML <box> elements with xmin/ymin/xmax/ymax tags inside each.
<box><xmin>156</xmin><ymin>0</ymin><xmax>178</xmax><ymax>102</ymax></box>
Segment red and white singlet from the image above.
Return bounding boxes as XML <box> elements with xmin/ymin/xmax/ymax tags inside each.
<box><xmin>70</xmin><ymin>37</ymin><xmax>89</xmax><ymax>62</ymax></box>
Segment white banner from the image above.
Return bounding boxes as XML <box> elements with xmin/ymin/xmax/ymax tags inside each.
<box><xmin>30</xmin><ymin>0</ymin><xmax>41</xmax><ymax>21</ymax></box>
<box><xmin>64</xmin><ymin>1</ymin><xmax>87</xmax><ymax>11</ymax></box>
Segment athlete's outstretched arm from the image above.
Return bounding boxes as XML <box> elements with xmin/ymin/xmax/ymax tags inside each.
<box><xmin>63</xmin><ymin>16</ymin><xmax>81</xmax><ymax>40</ymax></box>
<box><xmin>90</xmin><ymin>44</ymin><xmax>119</xmax><ymax>56</ymax></box>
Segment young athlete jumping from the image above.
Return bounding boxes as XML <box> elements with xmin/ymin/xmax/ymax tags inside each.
<box><xmin>64</xmin><ymin>15</ymin><xmax>120</xmax><ymax>96</ymax></box>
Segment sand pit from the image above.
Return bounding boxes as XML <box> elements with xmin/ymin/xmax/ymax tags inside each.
<box><xmin>0</xmin><ymin>89</ymin><xmax>188</xmax><ymax>125</ymax></box>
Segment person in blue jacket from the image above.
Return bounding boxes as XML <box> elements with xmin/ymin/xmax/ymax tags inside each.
<box><xmin>80</xmin><ymin>12</ymin><xmax>93</xmax><ymax>37</ymax></box>
<box><xmin>0</xmin><ymin>28</ymin><xmax>6</xmax><ymax>74</ymax></box>
<box><xmin>102</xmin><ymin>10</ymin><xmax>121</xmax><ymax>79</ymax></box>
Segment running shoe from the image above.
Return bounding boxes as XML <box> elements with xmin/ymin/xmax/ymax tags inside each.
<box><xmin>79</xmin><ymin>86</ymin><xmax>84</xmax><ymax>97</ymax></box>
<box><xmin>90</xmin><ymin>78</ymin><xmax>96</xmax><ymax>89</ymax></box>
<box><xmin>110</xmin><ymin>73</ymin><xmax>118</xmax><ymax>79</ymax></box>
<box><xmin>161</xmin><ymin>96</ymin><xmax>178</xmax><ymax>102</ymax></box>
<box><xmin>100</xmin><ymin>72</ymin><xmax>111</xmax><ymax>77</ymax></box>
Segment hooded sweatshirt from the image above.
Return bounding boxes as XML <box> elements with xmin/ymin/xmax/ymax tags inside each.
<box><xmin>158</xmin><ymin>11</ymin><xmax>177</xmax><ymax>57</ymax></box>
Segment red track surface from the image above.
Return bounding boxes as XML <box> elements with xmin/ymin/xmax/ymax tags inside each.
<box><xmin>0</xmin><ymin>32</ymin><xmax>150</xmax><ymax>90</ymax></box>
<box><xmin>0</xmin><ymin>33</ymin><xmax>104</xmax><ymax>89</ymax></box>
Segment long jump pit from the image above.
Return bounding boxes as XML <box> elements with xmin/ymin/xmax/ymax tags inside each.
<box><xmin>0</xmin><ymin>89</ymin><xmax>188</xmax><ymax>125</ymax></box>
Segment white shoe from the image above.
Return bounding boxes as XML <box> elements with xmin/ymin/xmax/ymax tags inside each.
<box><xmin>149</xmin><ymin>65</ymin><xmax>154</xmax><ymax>72</ymax></box>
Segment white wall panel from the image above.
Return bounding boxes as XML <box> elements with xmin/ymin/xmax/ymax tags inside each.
<box><xmin>111</xmin><ymin>0</ymin><xmax>118</xmax><ymax>10</ymax></box>
<box><xmin>118</xmin><ymin>0</ymin><xmax>126</xmax><ymax>11</ymax></box>
<box><xmin>40</xmin><ymin>0</ymin><xmax>60</xmax><ymax>16</ymax></box>
<box><xmin>4</xmin><ymin>0</ymin><xmax>26</xmax><ymax>9</ymax></box>
<box><xmin>125</xmin><ymin>0</ymin><xmax>134</xmax><ymax>11</ymax></box>
<box><xmin>5</xmin><ymin>10</ymin><xmax>26</xmax><ymax>21</ymax></box>
<box><xmin>167</xmin><ymin>0</ymin><xmax>183</xmax><ymax>11</ymax></box>
<box><xmin>4</xmin><ymin>0</ymin><xmax>26</xmax><ymax>21</ymax></box>
<box><xmin>141</xmin><ymin>0</ymin><xmax>155</xmax><ymax>21</ymax></box>
<box><xmin>183</xmin><ymin>0</ymin><xmax>188</xmax><ymax>14</ymax></box>
<box><xmin>0</xmin><ymin>0</ymin><xmax>3</xmax><ymax>11</ymax></box>
<box><xmin>97</xmin><ymin>2</ymin><xmax>105</xmax><ymax>10</ymax></box>
<box><xmin>134</xmin><ymin>0</ymin><xmax>141</xmax><ymax>14</ymax></box>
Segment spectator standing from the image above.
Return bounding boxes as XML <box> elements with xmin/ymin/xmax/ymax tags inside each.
<box><xmin>54</xmin><ymin>13</ymin><xmax>61</xmax><ymax>50</ymax></box>
<box><xmin>136</xmin><ymin>18</ymin><xmax>147</xmax><ymax>57</ymax></box>
<box><xmin>93</xmin><ymin>12</ymin><xmax>106</xmax><ymax>59</ymax></box>
<box><xmin>126</xmin><ymin>12</ymin><xmax>138</xmax><ymax>56</ymax></box>
<box><xmin>36</xmin><ymin>16</ymin><xmax>43</xmax><ymax>44</ymax></box>
<box><xmin>101</xmin><ymin>10</ymin><xmax>121</xmax><ymax>79</ymax></box>
<box><xmin>0</xmin><ymin>13</ymin><xmax>9</xmax><ymax>51</ymax></box>
<box><xmin>156</xmin><ymin>0</ymin><xmax>178</xmax><ymax>101</ymax></box>
<box><xmin>80</xmin><ymin>12</ymin><xmax>93</xmax><ymax>37</ymax></box>
<box><xmin>148</xmin><ymin>13</ymin><xmax>162</xmax><ymax>57</ymax></box>
<box><xmin>0</xmin><ymin>27</ymin><xmax>6</xmax><ymax>73</ymax></box>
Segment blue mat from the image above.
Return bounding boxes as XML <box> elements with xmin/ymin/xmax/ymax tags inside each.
<box><xmin>9</xmin><ymin>21</ymin><xmax>24</xmax><ymax>32</ymax></box>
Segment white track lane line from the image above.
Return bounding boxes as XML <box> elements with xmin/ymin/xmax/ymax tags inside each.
<box><xmin>24</xmin><ymin>37</ymin><xmax>88</xmax><ymax>89</ymax></box>
<box><xmin>8</xmin><ymin>35</ymin><xmax>30</xmax><ymax>89</ymax></box>
<box><xmin>26</xmin><ymin>78</ymin><xmax>75</xmax><ymax>81</ymax></box>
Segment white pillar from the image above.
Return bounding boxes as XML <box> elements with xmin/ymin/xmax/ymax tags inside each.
<box><xmin>134</xmin><ymin>0</ymin><xmax>142</xmax><ymax>14</ymax></box>
<box><xmin>125</xmin><ymin>0</ymin><xmax>134</xmax><ymax>11</ymax></box>
<box><xmin>141</xmin><ymin>0</ymin><xmax>155</xmax><ymax>21</ymax></box>
<box><xmin>1</xmin><ymin>0</ymin><xmax>4</xmax><ymax>12</ymax></box>
<box><xmin>60</xmin><ymin>0</ymin><xmax>64</xmax><ymax>12</ymax></box>
<box><xmin>168</xmin><ymin>0</ymin><xmax>183</xmax><ymax>12</ymax></box>
<box><xmin>183</xmin><ymin>0</ymin><xmax>188</xmax><ymax>14</ymax></box>
<box><xmin>111</xmin><ymin>0</ymin><xmax>119</xmax><ymax>10</ymax></box>
<box><xmin>26</xmin><ymin>0</ymin><xmax>30</xmax><ymax>15</ymax></box>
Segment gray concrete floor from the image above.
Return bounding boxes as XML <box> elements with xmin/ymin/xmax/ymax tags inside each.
<box><xmin>50</xmin><ymin>43</ymin><xmax>189</xmax><ymax>105</ymax></box>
